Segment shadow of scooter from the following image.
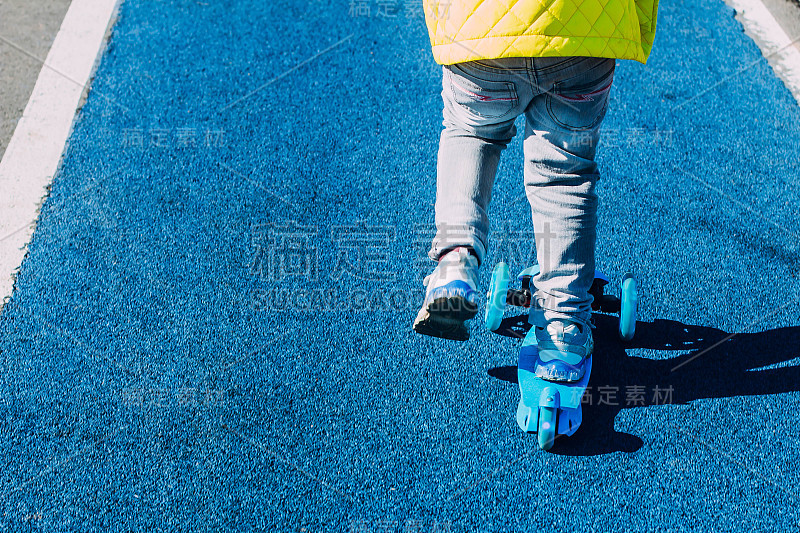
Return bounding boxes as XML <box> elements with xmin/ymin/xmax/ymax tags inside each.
<box><xmin>488</xmin><ymin>313</ymin><xmax>800</xmax><ymax>456</ymax></box>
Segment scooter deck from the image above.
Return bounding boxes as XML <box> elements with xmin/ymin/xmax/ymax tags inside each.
<box><xmin>516</xmin><ymin>327</ymin><xmax>592</xmax><ymax>437</ymax></box>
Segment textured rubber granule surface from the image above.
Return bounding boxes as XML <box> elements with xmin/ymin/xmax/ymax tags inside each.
<box><xmin>0</xmin><ymin>0</ymin><xmax>799</xmax><ymax>531</ymax></box>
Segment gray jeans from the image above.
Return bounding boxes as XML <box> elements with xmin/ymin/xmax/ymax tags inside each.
<box><xmin>429</xmin><ymin>56</ymin><xmax>616</xmax><ymax>327</ymax></box>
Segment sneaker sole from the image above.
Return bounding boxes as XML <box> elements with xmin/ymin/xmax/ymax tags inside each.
<box><xmin>413</xmin><ymin>295</ymin><xmax>478</xmax><ymax>341</ymax></box>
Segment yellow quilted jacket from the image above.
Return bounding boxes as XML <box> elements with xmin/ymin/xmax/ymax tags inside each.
<box><xmin>424</xmin><ymin>0</ymin><xmax>658</xmax><ymax>64</ymax></box>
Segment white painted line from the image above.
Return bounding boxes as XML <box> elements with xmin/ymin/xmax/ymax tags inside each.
<box><xmin>725</xmin><ymin>0</ymin><xmax>800</xmax><ymax>103</ymax></box>
<box><xmin>0</xmin><ymin>0</ymin><xmax>121</xmax><ymax>311</ymax></box>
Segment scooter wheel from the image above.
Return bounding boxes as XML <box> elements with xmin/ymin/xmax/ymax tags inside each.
<box><xmin>485</xmin><ymin>262</ymin><xmax>510</xmax><ymax>332</ymax></box>
<box><xmin>537</xmin><ymin>406</ymin><xmax>557</xmax><ymax>451</ymax></box>
<box><xmin>619</xmin><ymin>273</ymin><xmax>637</xmax><ymax>341</ymax></box>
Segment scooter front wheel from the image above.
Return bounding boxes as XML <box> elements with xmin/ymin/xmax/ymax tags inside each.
<box><xmin>619</xmin><ymin>273</ymin><xmax>637</xmax><ymax>341</ymax></box>
<box><xmin>537</xmin><ymin>406</ymin><xmax>557</xmax><ymax>451</ymax></box>
<box><xmin>485</xmin><ymin>262</ymin><xmax>510</xmax><ymax>332</ymax></box>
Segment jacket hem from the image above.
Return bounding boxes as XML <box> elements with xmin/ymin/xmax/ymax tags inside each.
<box><xmin>430</xmin><ymin>35</ymin><xmax>652</xmax><ymax>65</ymax></box>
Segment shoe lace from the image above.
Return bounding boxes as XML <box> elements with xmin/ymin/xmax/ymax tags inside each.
<box><xmin>538</xmin><ymin>319</ymin><xmax>585</xmax><ymax>342</ymax></box>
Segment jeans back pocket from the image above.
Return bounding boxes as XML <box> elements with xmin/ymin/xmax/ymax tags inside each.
<box><xmin>545</xmin><ymin>59</ymin><xmax>615</xmax><ymax>132</ymax></box>
<box><xmin>444</xmin><ymin>63</ymin><xmax>518</xmax><ymax>120</ymax></box>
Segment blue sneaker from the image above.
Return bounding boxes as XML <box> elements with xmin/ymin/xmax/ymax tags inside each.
<box><xmin>533</xmin><ymin>318</ymin><xmax>593</xmax><ymax>382</ymax></box>
<box><xmin>413</xmin><ymin>247</ymin><xmax>479</xmax><ymax>341</ymax></box>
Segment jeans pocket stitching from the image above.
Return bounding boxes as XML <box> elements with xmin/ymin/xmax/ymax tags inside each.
<box><xmin>544</xmin><ymin>64</ymin><xmax>614</xmax><ymax>131</ymax></box>
<box><xmin>545</xmin><ymin>86</ymin><xmax>611</xmax><ymax>132</ymax></box>
<box><xmin>445</xmin><ymin>66</ymin><xmax>518</xmax><ymax>119</ymax></box>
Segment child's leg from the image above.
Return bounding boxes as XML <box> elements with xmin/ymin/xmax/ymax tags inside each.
<box><xmin>416</xmin><ymin>59</ymin><xmax>528</xmax><ymax>340</ymax></box>
<box><xmin>429</xmin><ymin>60</ymin><xmax>527</xmax><ymax>265</ymax></box>
<box><xmin>523</xmin><ymin>57</ymin><xmax>615</xmax><ymax>328</ymax></box>
<box><xmin>521</xmin><ymin>57</ymin><xmax>614</xmax><ymax>380</ymax></box>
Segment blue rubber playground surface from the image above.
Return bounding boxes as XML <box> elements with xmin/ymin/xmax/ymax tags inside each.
<box><xmin>2</xmin><ymin>0</ymin><xmax>800</xmax><ymax>530</ymax></box>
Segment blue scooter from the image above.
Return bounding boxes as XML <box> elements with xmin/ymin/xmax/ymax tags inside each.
<box><xmin>485</xmin><ymin>263</ymin><xmax>637</xmax><ymax>450</ymax></box>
